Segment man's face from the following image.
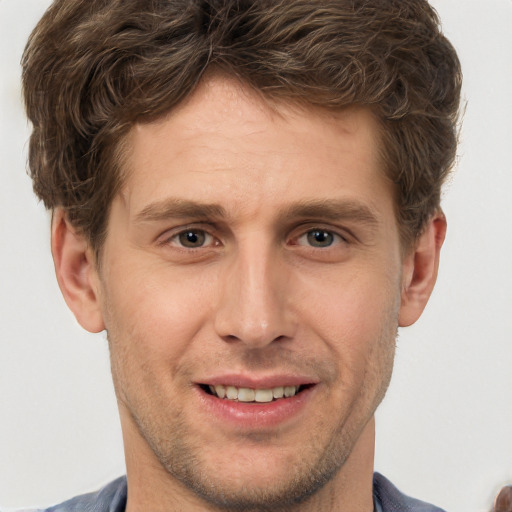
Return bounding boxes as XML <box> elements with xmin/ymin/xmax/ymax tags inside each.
<box><xmin>96</xmin><ymin>76</ymin><xmax>405</xmax><ymax>508</ymax></box>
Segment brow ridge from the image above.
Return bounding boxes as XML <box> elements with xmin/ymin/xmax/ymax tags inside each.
<box><xmin>134</xmin><ymin>197</ymin><xmax>380</xmax><ymax>229</ymax></box>
<box><xmin>135</xmin><ymin>198</ymin><xmax>227</xmax><ymax>223</ymax></box>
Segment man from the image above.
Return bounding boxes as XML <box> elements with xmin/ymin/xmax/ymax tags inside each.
<box><xmin>21</xmin><ymin>0</ymin><xmax>461</xmax><ymax>510</ymax></box>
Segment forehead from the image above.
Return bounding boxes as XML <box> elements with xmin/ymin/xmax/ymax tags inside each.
<box><xmin>117</xmin><ymin>74</ymin><xmax>393</xmax><ymax>225</ymax></box>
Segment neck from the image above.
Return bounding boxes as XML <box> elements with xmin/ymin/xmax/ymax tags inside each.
<box><xmin>122</xmin><ymin>410</ymin><xmax>376</xmax><ymax>512</ymax></box>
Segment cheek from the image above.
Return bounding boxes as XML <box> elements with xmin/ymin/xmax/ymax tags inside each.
<box><xmin>101</xmin><ymin>261</ymin><xmax>216</xmax><ymax>368</ymax></box>
<box><xmin>294</xmin><ymin>264</ymin><xmax>400</xmax><ymax>374</ymax></box>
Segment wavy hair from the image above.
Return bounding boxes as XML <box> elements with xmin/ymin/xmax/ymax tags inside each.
<box><xmin>22</xmin><ymin>0</ymin><xmax>462</xmax><ymax>252</ymax></box>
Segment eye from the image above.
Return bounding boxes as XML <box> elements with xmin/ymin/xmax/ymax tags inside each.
<box><xmin>169</xmin><ymin>229</ymin><xmax>216</xmax><ymax>248</ymax></box>
<box><xmin>305</xmin><ymin>230</ymin><xmax>335</xmax><ymax>247</ymax></box>
<box><xmin>296</xmin><ymin>229</ymin><xmax>344</xmax><ymax>248</ymax></box>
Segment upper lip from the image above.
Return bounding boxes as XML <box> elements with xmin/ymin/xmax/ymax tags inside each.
<box><xmin>196</xmin><ymin>374</ymin><xmax>319</xmax><ymax>389</ymax></box>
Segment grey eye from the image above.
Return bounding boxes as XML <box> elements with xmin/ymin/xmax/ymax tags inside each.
<box><xmin>306</xmin><ymin>230</ymin><xmax>335</xmax><ymax>247</ymax></box>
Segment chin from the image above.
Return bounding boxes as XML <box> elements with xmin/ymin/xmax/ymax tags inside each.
<box><xmin>169</xmin><ymin>462</ymin><xmax>338</xmax><ymax>511</ymax></box>
<box><xmin>147</xmin><ymin>426</ymin><xmax>352</xmax><ymax>511</ymax></box>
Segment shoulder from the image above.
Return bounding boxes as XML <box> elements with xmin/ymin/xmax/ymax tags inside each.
<box><xmin>22</xmin><ymin>476</ymin><xmax>127</xmax><ymax>512</ymax></box>
<box><xmin>373</xmin><ymin>472</ymin><xmax>447</xmax><ymax>512</ymax></box>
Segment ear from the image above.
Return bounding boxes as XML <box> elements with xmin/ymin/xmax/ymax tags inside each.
<box><xmin>51</xmin><ymin>209</ymin><xmax>105</xmax><ymax>333</ymax></box>
<box><xmin>398</xmin><ymin>211</ymin><xmax>447</xmax><ymax>327</ymax></box>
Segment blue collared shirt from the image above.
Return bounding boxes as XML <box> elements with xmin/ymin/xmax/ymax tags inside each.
<box><xmin>24</xmin><ymin>472</ymin><xmax>446</xmax><ymax>512</ymax></box>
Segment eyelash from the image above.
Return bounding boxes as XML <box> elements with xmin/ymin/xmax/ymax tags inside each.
<box><xmin>159</xmin><ymin>225</ymin><xmax>349</xmax><ymax>250</ymax></box>
<box><xmin>292</xmin><ymin>228</ymin><xmax>348</xmax><ymax>248</ymax></box>
<box><xmin>159</xmin><ymin>227</ymin><xmax>219</xmax><ymax>249</ymax></box>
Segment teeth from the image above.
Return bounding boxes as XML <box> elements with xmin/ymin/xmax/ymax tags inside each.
<box><xmin>238</xmin><ymin>388</ymin><xmax>255</xmax><ymax>402</ymax></box>
<box><xmin>255</xmin><ymin>389</ymin><xmax>273</xmax><ymax>403</ymax></box>
<box><xmin>226</xmin><ymin>386</ymin><xmax>238</xmax><ymax>400</ymax></box>
<box><xmin>284</xmin><ymin>386</ymin><xmax>296</xmax><ymax>397</ymax></box>
<box><xmin>273</xmin><ymin>386</ymin><xmax>284</xmax><ymax>399</ymax></box>
<box><xmin>214</xmin><ymin>385</ymin><xmax>226</xmax><ymax>399</ymax></box>
<box><xmin>209</xmin><ymin>384</ymin><xmax>300</xmax><ymax>402</ymax></box>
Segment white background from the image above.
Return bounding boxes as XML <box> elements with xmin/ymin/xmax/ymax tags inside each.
<box><xmin>1</xmin><ymin>1</ymin><xmax>511</xmax><ymax>511</ymax></box>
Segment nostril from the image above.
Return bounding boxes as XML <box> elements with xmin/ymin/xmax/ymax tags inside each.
<box><xmin>222</xmin><ymin>334</ymin><xmax>241</xmax><ymax>344</ymax></box>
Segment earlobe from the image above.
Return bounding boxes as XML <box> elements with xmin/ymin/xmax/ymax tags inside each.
<box><xmin>398</xmin><ymin>212</ymin><xmax>447</xmax><ymax>327</ymax></box>
<box><xmin>51</xmin><ymin>209</ymin><xmax>105</xmax><ymax>333</ymax></box>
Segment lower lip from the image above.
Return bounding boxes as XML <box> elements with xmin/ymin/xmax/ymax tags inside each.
<box><xmin>195</xmin><ymin>386</ymin><xmax>316</xmax><ymax>429</ymax></box>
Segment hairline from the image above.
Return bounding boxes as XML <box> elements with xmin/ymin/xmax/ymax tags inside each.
<box><xmin>88</xmin><ymin>74</ymin><xmax>421</xmax><ymax>268</ymax></box>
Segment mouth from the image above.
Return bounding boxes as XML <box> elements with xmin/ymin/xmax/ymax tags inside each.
<box><xmin>196</xmin><ymin>378</ymin><xmax>318</xmax><ymax>428</ymax></box>
<box><xmin>199</xmin><ymin>383</ymin><xmax>314</xmax><ymax>403</ymax></box>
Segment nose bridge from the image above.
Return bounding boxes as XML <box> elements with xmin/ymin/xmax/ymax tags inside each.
<box><xmin>214</xmin><ymin>233</ymin><xmax>295</xmax><ymax>347</ymax></box>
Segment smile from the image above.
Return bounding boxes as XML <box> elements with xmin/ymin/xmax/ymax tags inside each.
<box><xmin>202</xmin><ymin>384</ymin><xmax>314</xmax><ymax>403</ymax></box>
<box><xmin>197</xmin><ymin>381</ymin><xmax>316</xmax><ymax>427</ymax></box>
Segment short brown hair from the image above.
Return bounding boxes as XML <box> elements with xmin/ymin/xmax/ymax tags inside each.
<box><xmin>22</xmin><ymin>0</ymin><xmax>461</xmax><ymax>253</ymax></box>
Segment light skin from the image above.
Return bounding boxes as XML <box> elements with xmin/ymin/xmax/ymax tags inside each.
<box><xmin>52</xmin><ymin>75</ymin><xmax>445</xmax><ymax>512</ymax></box>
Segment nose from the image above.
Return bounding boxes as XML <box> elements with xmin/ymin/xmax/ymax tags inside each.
<box><xmin>213</xmin><ymin>239</ymin><xmax>297</xmax><ymax>348</ymax></box>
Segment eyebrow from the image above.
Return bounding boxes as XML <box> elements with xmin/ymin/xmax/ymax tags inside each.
<box><xmin>135</xmin><ymin>198</ymin><xmax>227</xmax><ymax>223</ymax></box>
<box><xmin>281</xmin><ymin>199</ymin><xmax>380</xmax><ymax>229</ymax></box>
<box><xmin>134</xmin><ymin>197</ymin><xmax>380</xmax><ymax>229</ymax></box>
